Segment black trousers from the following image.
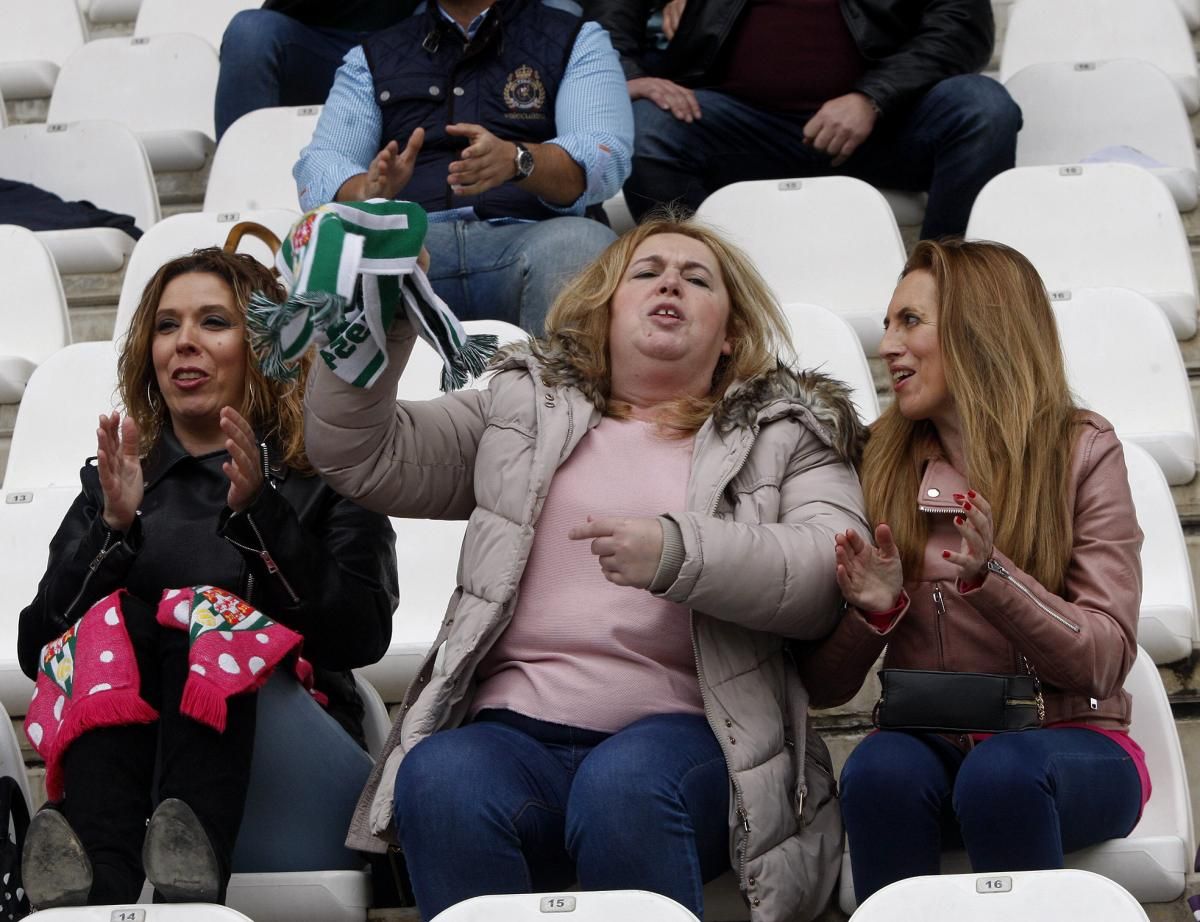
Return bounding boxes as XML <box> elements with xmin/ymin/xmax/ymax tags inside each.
<box><xmin>57</xmin><ymin>594</ymin><xmax>257</xmax><ymax>904</ymax></box>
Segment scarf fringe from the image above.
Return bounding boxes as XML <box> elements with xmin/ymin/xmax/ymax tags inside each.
<box><xmin>440</xmin><ymin>333</ymin><xmax>500</xmax><ymax>392</ymax></box>
<box><xmin>247</xmin><ymin>290</ymin><xmax>349</xmax><ymax>380</ymax></box>
<box><xmin>44</xmin><ymin>691</ymin><xmax>158</xmax><ymax>801</ymax></box>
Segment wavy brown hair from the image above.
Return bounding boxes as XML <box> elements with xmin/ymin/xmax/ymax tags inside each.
<box><xmin>540</xmin><ymin>211</ymin><xmax>794</xmax><ymax>434</ymax></box>
<box><xmin>117</xmin><ymin>247</ymin><xmax>312</xmax><ymax>471</ymax></box>
<box><xmin>863</xmin><ymin>239</ymin><xmax>1077</xmax><ymax>591</ymax></box>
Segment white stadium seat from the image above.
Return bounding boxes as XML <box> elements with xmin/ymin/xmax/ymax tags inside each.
<box><xmin>134</xmin><ymin>0</ymin><xmax>260</xmax><ymax>51</ymax></box>
<box><xmin>87</xmin><ymin>0</ymin><xmax>144</xmax><ymax>24</ymax></box>
<box><xmin>359</xmin><ymin>320</ymin><xmax>526</xmax><ymax>701</ymax></box>
<box><xmin>47</xmin><ymin>34</ymin><xmax>218</xmax><ymax>172</ymax></box>
<box><xmin>1123</xmin><ymin>442</ymin><xmax>1199</xmax><ymax>663</ymax></box>
<box><xmin>1051</xmin><ymin>287</ymin><xmax>1197</xmax><ymax>485</ymax></box>
<box><xmin>839</xmin><ymin>648</ymin><xmax>1194</xmax><ymax>911</ymax></box>
<box><xmin>879</xmin><ymin>189</ymin><xmax>928</xmax><ymax>228</ymax></box>
<box><xmin>0</xmin><ymin>87</ymin><xmax>7</xmax><ymax>130</ymax></box>
<box><xmin>0</xmin><ymin>0</ymin><xmax>87</xmax><ymax>100</ymax></box>
<box><xmin>430</xmin><ymin>890</ymin><xmax>698</xmax><ymax>922</ymax></box>
<box><xmin>1177</xmin><ymin>0</ymin><xmax>1200</xmax><ymax>29</ymax></box>
<box><xmin>0</xmin><ymin>485</ymin><xmax>81</xmax><ymax>716</ymax></box>
<box><xmin>205</xmin><ymin>106</ymin><xmax>322</xmax><ymax>213</ymax></box>
<box><xmin>2</xmin><ymin>342</ymin><xmax>119</xmax><ymax>493</ymax></box>
<box><xmin>850</xmin><ymin>870</ymin><xmax>1150</xmax><ymax>922</ymax></box>
<box><xmin>0</xmin><ymin>120</ymin><xmax>160</xmax><ymax>274</ymax></box>
<box><xmin>0</xmin><ymin>226</ymin><xmax>71</xmax><ymax>404</ymax></box>
<box><xmin>0</xmin><ymin>700</ymin><xmax>32</xmax><ymax>814</ymax></box>
<box><xmin>1005</xmin><ymin>60</ymin><xmax>1199</xmax><ymax>210</ymax></box>
<box><xmin>602</xmin><ymin>193</ymin><xmax>635</xmax><ymax>235</ymax></box>
<box><xmin>27</xmin><ymin>908</ymin><xmax>255</xmax><ymax>921</ymax></box>
<box><xmin>696</xmin><ymin>177</ymin><xmax>906</xmax><ymax>350</ymax></box>
<box><xmin>112</xmin><ymin>209</ymin><xmax>299</xmax><ymax>346</ymax></box>
<box><xmin>1000</xmin><ymin>0</ymin><xmax>1200</xmax><ymax>112</ymax></box>
<box><xmin>782</xmin><ymin>303</ymin><xmax>879</xmax><ymax>425</ymax></box>
<box><xmin>966</xmin><ymin>163</ymin><xmax>1198</xmax><ymax>340</ymax></box>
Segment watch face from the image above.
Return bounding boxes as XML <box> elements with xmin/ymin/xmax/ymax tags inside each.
<box><xmin>516</xmin><ymin>145</ymin><xmax>535</xmax><ymax>178</ymax></box>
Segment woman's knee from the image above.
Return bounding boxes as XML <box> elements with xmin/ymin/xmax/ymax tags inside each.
<box><xmin>952</xmin><ymin>738</ymin><xmax>1050</xmax><ymax>820</ymax></box>
<box><xmin>841</xmin><ymin>732</ymin><xmax>949</xmax><ymax>819</ymax></box>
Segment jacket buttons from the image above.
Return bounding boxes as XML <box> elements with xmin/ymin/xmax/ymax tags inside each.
<box><xmin>728</xmin><ymin>736</ymin><xmax>736</xmax><ymax>745</ymax></box>
<box><xmin>379</xmin><ymin>90</ymin><xmax>391</xmax><ymax>102</ymax></box>
<box><xmin>453</xmin><ymin>86</ymin><xmax>465</xmax><ymax>96</ymax></box>
<box><xmin>751</xmin><ymin>898</ymin><xmax>761</xmax><ymax>907</ymax></box>
<box><xmin>724</xmin><ymin>719</ymin><xmax>732</xmax><ymax>728</ymax></box>
<box><xmin>926</xmin><ymin>487</ymin><xmax>940</xmax><ymax>497</ymax></box>
<box><xmin>429</xmin><ymin>85</ymin><xmax>441</xmax><ymax>96</ymax></box>
<box><xmin>748</xmin><ymin>877</ymin><xmax>756</xmax><ymax>886</ymax></box>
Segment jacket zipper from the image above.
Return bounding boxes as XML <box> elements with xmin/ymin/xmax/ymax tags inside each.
<box><xmin>931</xmin><ymin>582</ymin><xmax>947</xmax><ymax>670</ymax></box>
<box><xmin>985</xmin><ymin>558</ymin><xmax>1080</xmax><ymax>632</ymax></box>
<box><xmin>696</xmin><ymin>428</ymin><xmax>758</xmax><ymax>891</ymax></box>
<box><xmin>62</xmin><ymin>529</ymin><xmax>117</xmax><ymax>624</ymax></box>
<box><xmin>231</xmin><ymin>442</ymin><xmax>299</xmax><ymax>604</ymax></box>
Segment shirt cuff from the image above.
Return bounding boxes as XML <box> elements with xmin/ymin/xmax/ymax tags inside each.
<box><xmin>648</xmin><ymin>515</ymin><xmax>685</xmax><ymax>594</ymax></box>
<box><xmin>861</xmin><ymin>591</ymin><xmax>907</xmax><ymax>633</ymax></box>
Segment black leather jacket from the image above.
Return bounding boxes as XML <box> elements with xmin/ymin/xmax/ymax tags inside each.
<box><xmin>586</xmin><ymin>0</ymin><xmax>994</xmax><ymax>115</ymax></box>
<box><xmin>17</xmin><ymin>430</ymin><xmax>399</xmax><ymax>744</ymax></box>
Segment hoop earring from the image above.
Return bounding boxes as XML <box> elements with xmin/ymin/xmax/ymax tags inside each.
<box><xmin>146</xmin><ymin>382</ymin><xmax>162</xmax><ymax>415</ymax></box>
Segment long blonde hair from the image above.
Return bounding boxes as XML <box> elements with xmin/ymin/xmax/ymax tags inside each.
<box><xmin>863</xmin><ymin>239</ymin><xmax>1077</xmax><ymax>591</ymax></box>
<box><xmin>541</xmin><ymin>212</ymin><xmax>794</xmax><ymax>434</ymax></box>
<box><xmin>118</xmin><ymin>247</ymin><xmax>312</xmax><ymax>471</ymax></box>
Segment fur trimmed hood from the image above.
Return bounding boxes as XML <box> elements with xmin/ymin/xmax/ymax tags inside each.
<box><xmin>494</xmin><ymin>339</ymin><xmax>868</xmax><ymax>468</ymax></box>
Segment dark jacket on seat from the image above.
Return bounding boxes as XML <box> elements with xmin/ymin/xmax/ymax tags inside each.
<box><xmin>586</xmin><ymin>0</ymin><xmax>994</xmax><ymax>115</ymax></box>
<box><xmin>17</xmin><ymin>429</ymin><xmax>399</xmax><ymax>744</ymax></box>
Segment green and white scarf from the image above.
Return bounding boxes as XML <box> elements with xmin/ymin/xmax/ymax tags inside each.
<box><xmin>247</xmin><ymin>200</ymin><xmax>497</xmax><ymax>390</ymax></box>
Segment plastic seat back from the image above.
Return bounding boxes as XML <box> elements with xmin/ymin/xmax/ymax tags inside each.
<box><xmin>1001</xmin><ymin>0</ymin><xmax>1199</xmax><ymax>112</ymax></box>
<box><xmin>430</xmin><ymin>890</ymin><xmax>699</xmax><ymax>922</ymax></box>
<box><xmin>0</xmin><ymin>0</ymin><xmax>86</xmax><ymax>99</ymax></box>
<box><xmin>1005</xmin><ymin>59</ymin><xmax>1199</xmax><ymax>209</ymax></box>
<box><xmin>696</xmin><ymin>177</ymin><xmax>906</xmax><ymax>350</ymax></box>
<box><xmin>2</xmin><ymin>343</ymin><xmax>119</xmax><ymax>492</ymax></box>
<box><xmin>782</xmin><ymin>303</ymin><xmax>879</xmax><ymax>424</ymax></box>
<box><xmin>0</xmin><ymin>226</ymin><xmax>70</xmax><ymax>403</ymax></box>
<box><xmin>966</xmin><ymin>164</ymin><xmax>1198</xmax><ymax>340</ymax></box>
<box><xmin>47</xmin><ymin>35</ymin><xmax>218</xmax><ymax>172</ymax></box>
<box><xmin>134</xmin><ymin>0</ymin><xmax>260</xmax><ymax>50</ymax></box>
<box><xmin>1051</xmin><ymin>287</ymin><xmax>1197</xmax><ymax>484</ymax></box>
<box><xmin>204</xmin><ymin>106</ymin><xmax>322</xmax><ymax>213</ymax></box>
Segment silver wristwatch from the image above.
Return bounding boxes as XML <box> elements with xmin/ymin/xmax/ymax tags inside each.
<box><xmin>512</xmin><ymin>142</ymin><xmax>535</xmax><ymax>181</ymax></box>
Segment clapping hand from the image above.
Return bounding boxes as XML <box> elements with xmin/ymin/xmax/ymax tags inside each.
<box><xmin>363</xmin><ymin>128</ymin><xmax>425</xmax><ymax>200</ymax></box>
<box><xmin>834</xmin><ymin>524</ymin><xmax>904</xmax><ymax>613</ymax></box>
<box><xmin>569</xmin><ymin>515</ymin><xmax>664</xmax><ymax>589</ymax></box>
<box><xmin>96</xmin><ymin>412</ymin><xmax>143</xmax><ymax>533</ymax></box>
<box><xmin>221</xmin><ymin>407</ymin><xmax>264</xmax><ymax>513</ymax></box>
<box><xmin>943</xmin><ymin>490</ymin><xmax>994</xmax><ymax>584</ymax></box>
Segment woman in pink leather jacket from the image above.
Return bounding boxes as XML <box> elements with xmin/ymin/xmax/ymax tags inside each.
<box><xmin>799</xmin><ymin>238</ymin><xmax>1149</xmax><ymax>903</ymax></box>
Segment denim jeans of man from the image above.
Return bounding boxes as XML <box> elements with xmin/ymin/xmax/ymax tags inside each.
<box><xmin>215</xmin><ymin>10</ymin><xmax>370</xmax><ymax>140</ymax></box>
<box><xmin>624</xmin><ymin>74</ymin><xmax>1022</xmax><ymax>239</ymax></box>
<box><xmin>839</xmin><ymin>728</ymin><xmax>1144</xmax><ymax>903</ymax></box>
<box><xmin>424</xmin><ymin>217</ymin><xmax>617</xmax><ymax>336</ymax></box>
<box><xmin>393</xmin><ymin>709</ymin><xmax>731</xmax><ymax>919</ymax></box>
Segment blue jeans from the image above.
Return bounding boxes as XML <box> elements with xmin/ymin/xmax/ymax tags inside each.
<box><xmin>393</xmin><ymin>710</ymin><xmax>731</xmax><ymax>919</ymax></box>
<box><xmin>840</xmin><ymin>729</ymin><xmax>1144</xmax><ymax>903</ymax></box>
<box><xmin>424</xmin><ymin>218</ymin><xmax>616</xmax><ymax>335</ymax></box>
<box><xmin>215</xmin><ymin>10</ymin><xmax>371</xmax><ymax>140</ymax></box>
<box><xmin>625</xmin><ymin>75</ymin><xmax>1022</xmax><ymax>239</ymax></box>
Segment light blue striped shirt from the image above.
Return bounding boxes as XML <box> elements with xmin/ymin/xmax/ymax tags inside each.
<box><xmin>294</xmin><ymin>12</ymin><xmax>633</xmax><ymax>217</ymax></box>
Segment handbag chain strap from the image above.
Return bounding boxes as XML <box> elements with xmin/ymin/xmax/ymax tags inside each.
<box><xmin>1018</xmin><ymin>654</ymin><xmax>1046</xmax><ymax>723</ymax></box>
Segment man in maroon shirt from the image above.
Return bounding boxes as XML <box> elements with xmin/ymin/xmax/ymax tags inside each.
<box><xmin>588</xmin><ymin>0</ymin><xmax>1018</xmax><ymax>238</ymax></box>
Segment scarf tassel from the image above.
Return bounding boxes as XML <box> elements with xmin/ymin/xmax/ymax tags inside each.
<box><xmin>440</xmin><ymin>333</ymin><xmax>500</xmax><ymax>392</ymax></box>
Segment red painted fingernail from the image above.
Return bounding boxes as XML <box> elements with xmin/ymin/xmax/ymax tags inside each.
<box><xmin>967</xmin><ymin>490</ymin><xmax>976</xmax><ymax>499</ymax></box>
<box><xmin>954</xmin><ymin>516</ymin><xmax>964</xmax><ymax>525</ymax></box>
<box><xmin>942</xmin><ymin>550</ymin><xmax>951</xmax><ymax>559</ymax></box>
<box><xmin>962</xmin><ymin>501</ymin><xmax>972</xmax><ymax>511</ymax></box>
<box><xmin>952</xmin><ymin>493</ymin><xmax>964</xmax><ymax>500</ymax></box>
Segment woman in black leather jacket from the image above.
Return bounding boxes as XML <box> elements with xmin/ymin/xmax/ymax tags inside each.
<box><xmin>17</xmin><ymin>248</ymin><xmax>399</xmax><ymax>909</ymax></box>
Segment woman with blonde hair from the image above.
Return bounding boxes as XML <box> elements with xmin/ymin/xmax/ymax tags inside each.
<box><xmin>801</xmin><ymin>238</ymin><xmax>1148</xmax><ymax>902</ymax></box>
<box><xmin>304</xmin><ymin>214</ymin><xmax>869</xmax><ymax>921</ymax></box>
<box><xmin>18</xmin><ymin>248</ymin><xmax>398</xmax><ymax>907</ymax></box>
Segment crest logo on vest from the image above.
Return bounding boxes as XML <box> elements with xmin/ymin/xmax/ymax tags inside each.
<box><xmin>503</xmin><ymin>64</ymin><xmax>547</xmax><ymax>119</ymax></box>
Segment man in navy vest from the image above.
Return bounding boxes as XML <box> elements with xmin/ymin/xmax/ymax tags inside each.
<box><xmin>295</xmin><ymin>0</ymin><xmax>633</xmax><ymax>335</ymax></box>
<box><xmin>587</xmin><ymin>0</ymin><xmax>1020</xmax><ymax>240</ymax></box>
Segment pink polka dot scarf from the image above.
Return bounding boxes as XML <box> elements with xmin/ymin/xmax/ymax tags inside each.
<box><xmin>25</xmin><ymin>586</ymin><xmax>302</xmax><ymax>801</ymax></box>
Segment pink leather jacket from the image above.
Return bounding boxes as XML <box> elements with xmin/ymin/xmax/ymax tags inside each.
<box><xmin>800</xmin><ymin>411</ymin><xmax>1143</xmax><ymax>729</ymax></box>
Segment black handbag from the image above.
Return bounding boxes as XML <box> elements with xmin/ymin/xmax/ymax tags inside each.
<box><xmin>874</xmin><ymin>668</ymin><xmax>1045</xmax><ymax>734</ymax></box>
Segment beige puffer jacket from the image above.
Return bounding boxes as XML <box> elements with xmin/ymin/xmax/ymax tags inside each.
<box><xmin>304</xmin><ymin>320</ymin><xmax>870</xmax><ymax>922</ymax></box>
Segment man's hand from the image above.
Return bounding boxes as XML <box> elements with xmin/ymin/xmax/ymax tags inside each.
<box><xmin>628</xmin><ymin>76</ymin><xmax>701</xmax><ymax>122</ymax></box>
<box><xmin>446</xmin><ymin>123</ymin><xmax>521</xmax><ymax>195</ymax></box>
<box><xmin>362</xmin><ymin>128</ymin><xmax>425</xmax><ymax>200</ymax></box>
<box><xmin>661</xmin><ymin>0</ymin><xmax>686</xmax><ymax>40</ymax></box>
<box><xmin>569</xmin><ymin>515</ymin><xmax>664</xmax><ymax>589</ymax></box>
<box><xmin>802</xmin><ymin>92</ymin><xmax>877</xmax><ymax>167</ymax></box>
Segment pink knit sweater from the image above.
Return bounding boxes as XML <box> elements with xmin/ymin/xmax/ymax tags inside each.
<box><xmin>472</xmin><ymin>416</ymin><xmax>704</xmax><ymax>732</ymax></box>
